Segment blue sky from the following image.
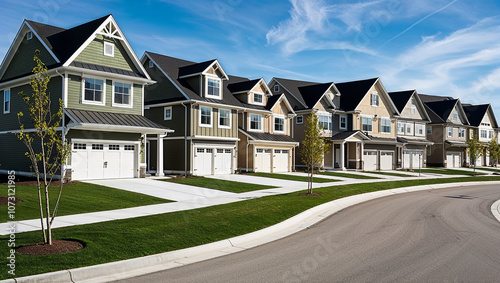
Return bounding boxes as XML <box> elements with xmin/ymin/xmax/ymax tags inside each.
<box><xmin>1</xmin><ymin>0</ymin><xmax>500</xmax><ymax>115</ymax></box>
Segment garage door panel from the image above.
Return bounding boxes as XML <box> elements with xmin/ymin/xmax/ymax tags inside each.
<box><xmin>214</xmin><ymin>149</ymin><xmax>232</xmax><ymax>175</ymax></box>
<box><xmin>255</xmin><ymin>148</ymin><xmax>271</xmax><ymax>172</ymax></box>
<box><xmin>194</xmin><ymin>148</ymin><xmax>212</xmax><ymax>176</ymax></box>
<box><xmin>380</xmin><ymin>152</ymin><xmax>393</xmax><ymax>171</ymax></box>
<box><xmin>364</xmin><ymin>151</ymin><xmax>377</xmax><ymax>171</ymax></box>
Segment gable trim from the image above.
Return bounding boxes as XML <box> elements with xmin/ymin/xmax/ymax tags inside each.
<box><xmin>269</xmin><ymin>78</ymin><xmax>308</xmax><ymax>109</ymax></box>
<box><xmin>269</xmin><ymin>94</ymin><xmax>296</xmax><ymax>116</ymax></box>
<box><xmin>353</xmin><ymin>78</ymin><xmax>400</xmax><ymax>116</ymax></box>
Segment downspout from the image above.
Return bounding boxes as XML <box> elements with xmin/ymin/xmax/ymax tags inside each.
<box><xmin>181</xmin><ymin>102</ymin><xmax>188</xmax><ymax>176</ymax></box>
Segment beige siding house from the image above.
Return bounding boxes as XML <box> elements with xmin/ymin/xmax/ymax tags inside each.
<box><xmin>463</xmin><ymin>104</ymin><xmax>499</xmax><ymax>166</ymax></box>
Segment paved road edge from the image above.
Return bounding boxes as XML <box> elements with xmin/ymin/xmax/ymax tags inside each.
<box><xmin>5</xmin><ymin>181</ymin><xmax>500</xmax><ymax>283</ymax></box>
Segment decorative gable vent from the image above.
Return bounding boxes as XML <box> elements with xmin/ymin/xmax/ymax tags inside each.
<box><xmin>104</xmin><ymin>42</ymin><xmax>114</xmax><ymax>57</ymax></box>
<box><xmin>26</xmin><ymin>31</ymin><xmax>33</xmax><ymax>40</ymax></box>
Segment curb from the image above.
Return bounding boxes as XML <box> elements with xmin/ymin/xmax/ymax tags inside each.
<box><xmin>5</xmin><ymin>181</ymin><xmax>500</xmax><ymax>283</ymax></box>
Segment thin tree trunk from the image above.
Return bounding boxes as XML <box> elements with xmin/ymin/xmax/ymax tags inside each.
<box><xmin>36</xmin><ymin>174</ymin><xmax>47</xmax><ymax>243</ymax></box>
<box><xmin>50</xmin><ymin>177</ymin><xmax>64</xmax><ymax>225</ymax></box>
<box><xmin>41</xmin><ymin>137</ymin><xmax>52</xmax><ymax>245</ymax></box>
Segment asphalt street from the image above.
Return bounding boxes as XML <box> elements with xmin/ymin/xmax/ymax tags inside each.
<box><xmin>117</xmin><ymin>184</ymin><xmax>500</xmax><ymax>283</ymax></box>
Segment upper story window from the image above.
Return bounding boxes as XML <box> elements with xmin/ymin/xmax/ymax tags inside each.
<box><xmin>200</xmin><ymin>106</ymin><xmax>212</xmax><ymax>127</ymax></box>
<box><xmin>104</xmin><ymin>42</ymin><xmax>114</xmax><ymax>57</ymax></box>
<box><xmin>164</xmin><ymin>106</ymin><xmax>172</xmax><ymax>120</ymax></box>
<box><xmin>381</xmin><ymin>118</ymin><xmax>391</xmax><ymax>134</ymax></box>
<box><xmin>274</xmin><ymin>85</ymin><xmax>279</xmax><ymax>92</ymax></box>
<box><xmin>250</xmin><ymin>113</ymin><xmax>262</xmax><ymax>131</ymax></box>
<box><xmin>26</xmin><ymin>31</ymin><xmax>33</xmax><ymax>40</ymax></box>
<box><xmin>296</xmin><ymin>115</ymin><xmax>303</xmax><ymax>124</ymax></box>
<box><xmin>274</xmin><ymin>116</ymin><xmax>285</xmax><ymax>133</ymax></box>
<box><xmin>83</xmin><ymin>77</ymin><xmax>105</xmax><ymax>105</ymax></box>
<box><xmin>411</xmin><ymin>107</ymin><xmax>416</xmax><ymax>114</ymax></box>
<box><xmin>253</xmin><ymin>92</ymin><xmax>263</xmax><ymax>104</ymax></box>
<box><xmin>397</xmin><ymin>121</ymin><xmax>404</xmax><ymax>134</ymax></box>
<box><xmin>447</xmin><ymin>127</ymin><xmax>452</xmax><ymax>137</ymax></box>
<box><xmin>219</xmin><ymin>109</ymin><xmax>231</xmax><ymax>129</ymax></box>
<box><xmin>453</xmin><ymin>113</ymin><xmax>458</xmax><ymax>121</ymax></box>
<box><xmin>340</xmin><ymin>115</ymin><xmax>347</xmax><ymax>129</ymax></box>
<box><xmin>406</xmin><ymin>122</ymin><xmax>413</xmax><ymax>135</ymax></box>
<box><xmin>416</xmin><ymin>123</ymin><xmax>424</xmax><ymax>136</ymax></box>
<box><xmin>371</xmin><ymin>93</ymin><xmax>379</xmax><ymax>106</ymax></box>
<box><xmin>427</xmin><ymin>126</ymin><xmax>432</xmax><ymax>135</ymax></box>
<box><xmin>149</xmin><ymin>60</ymin><xmax>154</xmax><ymax>68</ymax></box>
<box><xmin>489</xmin><ymin>130</ymin><xmax>494</xmax><ymax>139</ymax></box>
<box><xmin>112</xmin><ymin>81</ymin><xmax>132</xmax><ymax>107</ymax></box>
<box><xmin>458</xmin><ymin>127</ymin><xmax>465</xmax><ymax>138</ymax></box>
<box><xmin>318</xmin><ymin>114</ymin><xmax>332</xmax><ymax>131</ymax></box>
<box><xmin>206</xmin><ymin>77</ymin><xmax>221</xmax><ymax>98</ymax></box>
<box><xmin>480</xmin><ymin>129</ymin><xmax>487</xmax><ymax>139</ymax></box>
<box><xmin>362</xmin><ymin>116</ymin><xmax>372</xmax><ymax>132</ymax></box>
<box><xmin>3</xmin><ymin>89</ymin><xmax>10</xmax><ymax>114</ymax></box>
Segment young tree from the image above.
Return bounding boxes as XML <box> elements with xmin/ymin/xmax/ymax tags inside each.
<box><xmin>301</xmin><ymin>112</ymin><xmax>330</xmax><ymax>194</ymax></box>
<box><xmin>466</xmin><ymin>134</ymin><xmax>483</xmax><ymax>176</ymax></box>
<box><xmin>487</xmin><ymin>137</ymin><xmax>500</xmax><ymax>172</ymax></box>
<box><xmin>16</xmin><ymin>50</ymin><xmax>70</xmax><ymax>245</ymax></box>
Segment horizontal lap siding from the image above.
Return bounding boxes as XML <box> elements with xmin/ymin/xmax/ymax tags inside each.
<box><xmin>145</xmin><ymin>105</ymin><xmax>188</xmax><ymax>137</ymax></box>
<box><xmin>0</xmin><ymin>133</ymin><xmax>37</xmax><ymax>172</ymax></box>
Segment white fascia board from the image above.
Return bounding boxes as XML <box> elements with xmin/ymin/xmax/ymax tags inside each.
<box><xmin>63</xmin><ymin>66</ymin><xmax>155</xmax><ymax>84</ymax></box>
<box><xmin>70</xmin><ymin>123</ymin><xmax>174</xmax><ymax>134</ymax></box>
<box><xmin>203</xmin><ymin>60</ymin><xmax>229</xmax><ymax>80</ymax></box>
<box><xmin>248</xmin><ymin>140</ymin><xmax>299</xmax><ymax>146</ymax></box>
<box><xmin>144</xmin><ymin>100</ymin><xmax>191</xmax><ymax>109</ymax></box>
<box><xmin>192</xmin><ymin>135</ymin><xmax>239</xmax><ymax>141</ymax></box>
<box><xmin>269</xmin><ymin>78</ymin><xmax>308</xmax><ymax>109</ymax></box>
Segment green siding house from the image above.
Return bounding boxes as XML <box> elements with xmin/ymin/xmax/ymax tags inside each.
<box><xmin>0</xmin><ymin>15</ymin><xmax>172</xmax><ymax>180</ymax></box>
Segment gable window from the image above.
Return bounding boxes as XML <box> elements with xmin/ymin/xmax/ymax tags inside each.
<box><xmin>112</xmin><ymin>82</ymin><xmax>132</xmax><ymax>107</ymax></box>
<box><xmin>458</xmin><ymin>128</ymin><xmax>465</xmax><ymax>138</ymax></box>
<box><xmin>250</xmin><ymin>113</ymin><xmax>262</xmax><ymax>131</ymax></box>
<box><xmin>104</xmin><ymin>42</ymin><xmax>114</xmax><ymax>57</ymax></box>
<box><xmin>397</xmin><ymin>121</ymin><xmax>404</xmax><ymax>134</ymax></box>
<box><xmin>480</xmin><ymin>129</ymin><xmax>487</xmax><ymax>139</ymax></box>
<box><xmin>371</xmin><ymin>93</ymin><xmax>379</xmax><ymax>106</ymax></box>
<box><xmin>274</xmin><ymin>116</ymin><xmax>285</xmax><ymax>133</ymax></box>
<box><xmin>453</xmin><ymin>113</ymin><xmax>458</xmax><ymax>121</ymax></box>
<box><xmin>3</xmin><ymin>89</ymin><xmax>10</xmax><ymax>114</ymax></box>
<box><xmin>274</xmin><ymin>85</ymin><xmax>280</xmax><ymax>92</ymax></box>
<box><xmin>362</xmin><ymin>116</ymin><xmax>372</xmax><ymax>132</ymax></box>
<box><xmin>319</xmin><ymin>114</ymin><xmax>332</xmax><ymax>131</ymax></box>
<box><xmin>381</xmin><ymin>118</ymin><xmax>391</xmax><ymax>134</ymax></box>
<box><xmin>26</xmin><ymin>31</ymin><xmax>33</xmax><ymax>40</ymax></box>
<box><xmin>200</xmin><ymin>106</ymin><xmax>212</xmax><ymax>127</ymax></box>
<box><xmin>296</xmin><ymin>115</ymin><xmax>303</xmax><ymax>124</ymax></box>
<box><xmin>427</xmin><ymin>126</ymin><xmax>432</xmax><ymax>135</ymax></box>
<box><xmin>164</xmin><ymin>106</ymin><xmax>172</xmax><ymax>120</ymax></box>
<box><xmin>207</xmin><ymin>77</ymin><xmax>221</xmax><ymax>98</ymax></box>
<box><xmin>219</xmin><ymin>109</ymin><xmax>231</xmax><ymax>128</ymax></box>
<box><xmin>447</xmin><ymin>127</ymin><xmax>452</xmax><ymax>137</ymax></box>
<box><xmin>253</xmin><ymin>92</ymin><xmax>263</xmax><ymax>104</ymax></box>
<box><xmin>411</xmin><ymin>107</ymin><xmax>416</xmax><ymax>114</ymax></box>
<box><xmin>149</xmin><ymin>60</ymin><xmax>154</xmax><ymax>68</ymax></box>
<box><xmin>340</xmin><ymin>115</ymin><xmax>347</xmax><ymax>129</ymax></box>
<box><xmin>416</xmin><ymin>124</ymin><xmax>424</xmax><ymax>136</ymax></box>
<box><xmin>83</xmin><ymin>77</ymin><xmax>105</xmax><ymax>105</ymax></box>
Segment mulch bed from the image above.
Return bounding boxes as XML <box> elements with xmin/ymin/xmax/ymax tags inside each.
<box><xmin>0</xmin><ymin>175</ymin><xmax>77</xmax><ymax>186</ymax></box>
<box><xmin>0</xmin><ymin>196</ymin><xmax>22</xmax><ymax>205</ymax></box>
<box><xmin>16</xmin><ymin>240</ymin><xmax>84</xmax><ymax>255</ymax></box>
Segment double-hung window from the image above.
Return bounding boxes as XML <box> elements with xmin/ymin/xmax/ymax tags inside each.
<box><xmin>274</xmin><ymin>116</ymin><xmax>285</xmax><ymax>133</ymax></box>
<box><xmin>459</xmin><ymin>128</ymin><xmax>465</xmax><ymax>138</ymax></box>
<box><xmin>447</xmin><ymin>127</ymin><xmax>452</xmax><ymax>137</ymax></box>
<box><xmin>200</xmin><ymin>106</ymin><xmax>212</xmax><ymax>127</ymax></box>
<box><xmin>340</xmin><ymin>115</ymin><xmax>347</xmax><ymax>129</ymax></box>
<box><xmin>453</xmin><ymin>113</ymin><xmax>458</xmax><ymax>121</ymax></box>
<box><xmin>219</xmin><ymin>109</ymin><xmax>231</xmax><ymax>128</ymax></box>
<box><xmin>480</xmin><ymin>129</ymin><xmax>487</xmax><ymax>139</ymax></box>
<box><xmin>416</xmin><ymin>124</ymin><xmax>424</xmax><ymax>136</ymax></box>
<box><xmin>427</xmin><ymin>126</ymin><xmax>432</xmax><ymax>135</ymax></box>
<box><xmin>318</xmin><ymin>114</ymin><xmax>332</xmax><ymax>131</ymax></box>
<box><xmin>406</xmin><ymin>123</ymin><xmax>413</xmax><ymax>135</ymax></box>
<box><xmin>3</xmin><ymin>89</ymin><xmax>10</xmax><ymax>114</ymax></box>
<box><xmin>371</xmin><ymin>93</ymin><xmax>379</xmax><ymax>106</ymax></box>
<box><xmin>164</xmin><ymin>106</ymin><xmax>172</xmax><ymax>120</ymax></box>
<box><xmin>250</xmin><ymin>113</ymin><xmax>262</xmax><ymax>131</ymax></box>
<box><xmin>274</xmin><ymin>85</ymin><xmax>279</xmax><ymax>92</ymax></box>
<box><xmin>489</xmin><ymin>130</ymin><xmax>494</xmax><ymax>139</ymax></box>
<box><xmin>362</xmin><ymin>117</ymin><xmax>372</xmax><ymax>132</ymax></box>
<box><xmin>207</xmin><ymin>77</ymin><xmax>221</xmax><ymax>98</ymax></box>
<box><xmin>113</xmin><ymin>82</ymin><xmax>132</xmax><ymax>107</ymax></box>
<box><xmin>253</xmin><ymin>92</ymin><xmax>263</xmax><ymax>104</ymax></box>
<box><xmin>381</xmin><ymin>118</ymin><xmax>391</xmax><ymax>133</ymax></box>
<box><xmin>83</xmin><ymin>77</ymin><xmax>105</xmax><ymax>105</ymax></box>
<box><xmin>397</xmin><ymin>121</ymin><xmax>404</xmax><ymax>134</ymax></box>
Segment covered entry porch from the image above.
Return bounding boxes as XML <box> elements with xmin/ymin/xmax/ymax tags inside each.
<box><xmin>329</xmin><ymin>131</ymin><xmax>370</xmax><ymax>170</ymax></box>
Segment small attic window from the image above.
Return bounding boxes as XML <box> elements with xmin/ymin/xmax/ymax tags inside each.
<box><xmin>149</xmin><ymin>60</ymin><xmax>154</xmax><ymax>68</ymax></box>
<box><xmin>104</xmin><ymin>42</ymin><xmax>114</xmax><ymax>57</ymax></box>
<box><xmin>26</xmin><ymin>31</ymin><xmax>33</xmax><ymax>40</ymax></box>
<box><xmin>274</xmin><ymin>85</ymin><xmax>280</xmax><ymax>92</ymax></box>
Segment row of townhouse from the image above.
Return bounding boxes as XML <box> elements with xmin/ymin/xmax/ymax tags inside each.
<box><xmin>0</xmin><ymin>16</ymin><xmax>498</xmax><ymax>181</ymax></box>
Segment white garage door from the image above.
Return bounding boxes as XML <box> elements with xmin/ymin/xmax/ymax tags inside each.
<box><xmin>214</xmin><ymin>149</ymin><xmax>232</xmax><ymax>175</ymax></box>
<box><xmin>364</xmin><ymin>151</ymin><xmax>377</xmax><ymax>171</ymax></box>
<box><xmin>380</xmin><ymin>151</ymin><xmax>394</xmax><ymax>170</ymax></box>
<box><xmin>194</xmin><ymin>148</ymin><xmax>213</xmax><ymax>176</ymax></box>
<box><xmin>71</xmin><ymin>143</ymin><xmax>136</xmax><ymax>181</ymax></box>
<box><xmin>273</xmin><ymin>149</ymin><xmax>289</xmax><ymax>173</ymax></box>
<box><xmin>255</xmin><ymin>148</ymin><xmax>272</xmax><ymax>172</ymax></box>
<box><xmin>403</xmin><ymin>150</ymin><xmax>423</xmax><ymax>169</ymax></box>
<box><xmin>475</xmin><ymin>155</ymin><xmax>482</xmax><ymax>167</ymax></box>
<box><xmin>446</xmin><ymin>152</ymin><xmax>461</xmax><ymax>168</ymax></box>
<box><xmin>486</xmin><ymin>154</ymin><xmax>490</xmax><ymax>166</ymax></box>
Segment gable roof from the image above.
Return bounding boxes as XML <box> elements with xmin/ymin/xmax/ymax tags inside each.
<box><xmin>388</xmin><ymin>90</ymin><xmax>415</xmax><ymax>112</ymax></box>
<box><xmin>227</xmin><ymin>79</ymin><xmax>262</xmax><ymax>94</ymax></box>
<box><xmin>271</xmin><ymin>77</ymin><xmax>337</xmax><ymax>110</ymax></box>
<box><xmin>335</xmin><ymin>78</ymin><xmax>378</xmax><ymax>111</ymax></box>
<box><xmin>144</xmin><ymin>51</ymin><xmax>245</xmax><ymax>107</ymax></box>
<box><xmin>418</xmin><ymin>94</ymin><xmax>455</xmax><ymax>103</ymax></box>
<box><xmin>462</xmin><ymin>104</ymin><xmax>498</xmax><ymax>128</ymax></box>
<box><xmin>238</xmin><ymin>128</ymin><xmax>299</xmax><ymax>144</ymax></box>
<box><xmin>421</xmin><ymin>97</ymin><xmax>469</xmax><ymax>125</ymax></box>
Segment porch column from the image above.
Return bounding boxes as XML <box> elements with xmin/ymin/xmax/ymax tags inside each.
<box><xmin>340</xmin><ymin>141</ymin><xmax>346</xmax><ymax>170</ymax></box>
<box><xmin>157</xmin><ymin>134</ymin><xmax>165</xmax><ymax>177</ymax></box>
<box><xmin>360</xmin><ymin>141</ymin><xmax>364</xmax><ymax>170</ymax></box>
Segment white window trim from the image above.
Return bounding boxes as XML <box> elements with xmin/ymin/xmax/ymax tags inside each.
<box><xmin>397</xmin><ymin>121</ymin><xmax>405</xmax><ymax>135</ymax></box>
<box><xmin>296</xmin><ymin>115</ymin><xmax>303</xmax><ymax>124</ymax></box>
<box><xmin>318</xmin><ymin>111</ymin><xmax>332</xmax><ymax>132</ymax></box>
<box><xmin>427</xmin><ymin>126</ymin><xmax>432</xmax><ymax>135</ymax></box>
<box><xmin>218</xmin><ymin>108</ymin><xmax>231</xmax><ymax>129</ymax></box>
<box><xmin>274</xmin><ymin>85</ymin><xmax>280</xmax><ymax>92</ymax></box>
<box><xmin>253</xmin><ymin>91</ymin><xmax>264</xmax><ymax>105</ymax></box>
<box><xmin>447</xmin><ymin>127</ymin><xmax>452</xmax><ymax>137</ymax></box>
<box><xmin>104</xmin><ymin>41</ymin><xmax>115</xmax><ymax>57</ymax></box>
<box><xmin>339</xmin><ymin>115</ymin><xmax>347</xmax><ymax>130</ymax></box>
<box><xmin>361</xmin><ymin>115</ymin><xmax>373</xmax><ymax>132</ymax></box>
<box><xmin>82</xmin><ymin>76</ymin><xmax>106</xmax><ymax>106</ymax></box>
<box><xmin>205</xmin><ymin>76</ymin><xmax>222</xmax><ymax>99</ymax></box>
<box><xmin>164</xmin><ymin>106</ymin><xmax>172</xmax><ymax>120</ymax></box>
<box><xmin>405</xmin><ymin>122</ymin><xmax>413</xmax><ymax>135</ymax></box>
<box><xmin>111</xmin><ymin>80</ymin><xmax>133</xmax><ymax>108</ymax></box>
<box><xmin>26</xmin><ymin>31</ymin><xmax>33</xmax><ymax>40</ymax></box>
<box><xmin>380</xmin><ymin>117</ymin><xmax>391</xmax><ymax>134</ymax></box>
<box><xmin>371</xmin><ymin>93</ymin><xmax>379</xmax><ymax>107</ymax></box>
<box><xmin>415</xmin><ymin>123</ymin><xmax>425</xmax><ymax>136</ymax></box>
<box><xmin>199</xmin><ymin>106</ymin><xmax>213</xmax><ymax>128</ymax></box>
<box><xmin>274</xmin><ymin>114</ymin><xmax>286</xmax><ymax>134</ymax></box>
<box><xmin>3</xmin><ymin>89</ymin><xmax>10</xmax><ymax>114</ymax></box>
<box><xmin>249</xmin><ymin>113</ymin><xmax>263</xmax><ymax>132</ymax></box>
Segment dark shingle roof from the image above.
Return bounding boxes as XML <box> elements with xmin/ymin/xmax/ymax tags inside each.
<box><xmin>331</xmin><ymin>131</ymin><xmax>370</xmax><ymax>141</ymax></box>
<box><xmin>178</xmin><ymin>60</ymin><xmax>216</xmax><ymax>77</ymax></box>
<box><xmin>397</xmin><ymin>136</ymin><xmax>433</xmax><ymax>145</ymax></box>
<box><xmin>65</xmin><ymin>108</ymin><xmax>169</xmax><ymax>130</ymax></box>
<box><xmin>239</xmin><ymin>128</ymin><xmax>298</xmax><ymax>143</ymax></box>
<box><xmin>388</xmin><ymin>90</ymin><xmax>415</xmax><ymax>112</ymax></box>
<box><xmin>265</xmin><ymin>95</ymin><xmax>282</xmax><ymax>111</ymax></box>
<box><xmin>418</xmin><ymin>94</ymin><xmax>454</xmax><ymax>103</ymax></box>
<box><xmin>227</xmin><ymin>79</ymin><xmax>262</xmax><ymax>93</ymax></box>
<box><xmin>336</xmin><ymin>78</ymin><xmax>378</xmax><ymax>111</ymax></box>
<box><xmin>145</xmin><ymin>51</ymin><xmax>245</xmax><ymax>107</ymax></box>
<box><xmin>423</xmin><ymin>99</ymin><xmax>458</xmax><ymax>122</ymax></box>
<box><xmin>273</xmin><ymin>78</ymin><xmax>334</xmax><ymax>110</ymax></box>
<box><xmin>462</xmin><ymin>104</ymin><xmax>490</xmax><ymax>127</ymax></box>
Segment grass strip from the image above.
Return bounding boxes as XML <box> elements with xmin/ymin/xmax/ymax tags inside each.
<box><xmin>163</xmin><ymin>177</ymin><xmax>277</xmax><ymax>193</ymax></box>
<box><xmin>419</xmin><ymin>169</ymin><xmax>487</xmax><ymax>176</ymax></box>
<box><xmin>250</xmin><ymin>172</ymin><xmax>338</xmax><ymax>183</ymax></box>
<box><xmin>472</xmin><ymin>167</ymin><xmax>500</xmax><ymax>173</ymax></box>
<box><xmin>319</xmin><ymin>172</ymin><xmax>379</xmax><ymax>179</ymax></box>
<box><xmin>364</xmin><ymin>171</ymin><xmax>413</xmax><ymax>177</ymax></box>
<box><xmin>0</xmin><ymin>182</ymin><xmax>172</xmax><ymax>222</ymax></box>
<box><xmin>2</xmin><ymin>176</ymin><xmax>500</xmax><ymax>279</ymax></box>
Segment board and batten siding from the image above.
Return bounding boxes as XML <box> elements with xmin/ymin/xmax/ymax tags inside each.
<box><xmin>2</xmin><ymin>35</ymin><xmax>57</xmax><ymax>81</ymax></box>
<box><xmin>74</xmin><ymin>34</ymin><xmax>138</xmax><ymax>73</ymax></box>
<box><xmin>191</xmin><ymin>105</ymin><xmax>238</xmax><ymax>138</ymax></box>
<box><xmin>66</xmin><ymin>74</ymin><xmax>142</xmax><ymax>115</ymax></box>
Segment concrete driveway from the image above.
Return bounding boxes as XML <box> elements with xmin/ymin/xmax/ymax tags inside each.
<box><xmin>85</xmin><ymin>178</ymin><xmax>236</xmax><ymax>202</ymax></box>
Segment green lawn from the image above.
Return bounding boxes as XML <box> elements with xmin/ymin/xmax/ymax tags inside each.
<box><xmin>419</xmin><ymin>168</ymin><xmax>487</xmax><ymax>176</ymax></box>
<box><xmin>364</xmin><ymin>171</ymin><xmax>413</xmax><ymax>177</ymax></box>
<box><xmin>319</xmin><ymin>172</ymin><xmax>379</xmax><ymax>179</ymax></box>
<box><xmin>250</xmin><ymin>172</ymin><xmax>338</xmax><ymax>183</ymax></box>
<box><xmin>0</xmin><ymin>182</ymin><xmax>172</xmax><ymax>222</ymax></box>
<box><xmin>164</xmin><ymin>177</ymin><xmax>277</xmax><ymax>193</ymax></box>
<box><xmin>3</xmin><ymin>175</ymin><xmax>500</xmax><ymax>279</ymax></box>
<box><xmin>472</xmin><ymin>167</ymin><xmax>500</xmax><ymax>173</ymax></box>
